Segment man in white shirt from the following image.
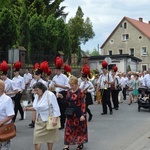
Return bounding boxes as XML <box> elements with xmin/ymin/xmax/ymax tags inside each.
<box><xmin>23</xmin><ymin>69</ymin><xmax>32</xmax><ymax>102</ymax></box>
<box><xmin>97</xmin><ymin>61</ymin><xmax>113</xmax><ymax>115</ymax></box>
<box><xmin>143</xmin><ymin>68</ymin><xmax>150</xmax><ymax>88</ymax></box>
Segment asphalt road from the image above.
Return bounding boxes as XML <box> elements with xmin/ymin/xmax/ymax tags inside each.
<box><xmin>11</xmin><ymin>98</ymin><xmax>150</xmax><ymax>150</ymax></box>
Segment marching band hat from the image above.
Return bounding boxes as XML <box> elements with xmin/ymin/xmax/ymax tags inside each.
<box><xmin>112</xmin><ymin>65</ymin><xmax>118</xmax><ymax>72</ymax></box>
<box><xmin>0</xmin><ymin>61</ymin><xmax>9</xmax><ymax>75</ymax></box>
<box><xmin>54</xmin><ymin>57</ymin><xmax>63</xmax><ymax>69</ymax></box>
<box><xmin>13</xmin><ymin>61</ymin><xmax>22</xmax><ymax>72</ymax></box>
<box><xmin>101</xmin><ymin>60</ymin><xmax>108</xmax><ymax>69</ymax></box>
<box><xmin>81</xmin><ymin>64</ymin><xmax>90</xmax><ymax>78</ymax></box>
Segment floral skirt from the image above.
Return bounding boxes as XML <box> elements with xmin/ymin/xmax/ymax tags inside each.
<box><xmin>0</xmin><ymin>140</ymin><xmax>11</xmax><ymax>150</ymax></box>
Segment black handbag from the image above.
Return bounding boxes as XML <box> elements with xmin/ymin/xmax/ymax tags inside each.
<box><xmin>65</xmin><ymin>107</ymin><xmax>75</xmax><ymax>116</ymax></box>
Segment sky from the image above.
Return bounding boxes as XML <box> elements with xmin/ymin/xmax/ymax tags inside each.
<box><xmin>61</xmin><ymin>0</ymin><xmax>150</xmax><ymax>53</ymax></box>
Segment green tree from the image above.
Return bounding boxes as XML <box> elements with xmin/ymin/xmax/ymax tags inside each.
<box><xmin>0</xmin><ymin>8</ymin><xmax>17</xmax><ymax>51</ymax></box>
<box><xmin>29</xmin><ymin>14</ymin><xmax>46</xmax><ymax>54</ymax></box>
<box><xmin>90</xmin><ymin>48</ymin><xmax>99</xmax><ymax>56</ymax></box>
<box><xmin>68</xmin><ymin>6</ymin><xmax>95</xmax><ymax>55</ymax></box>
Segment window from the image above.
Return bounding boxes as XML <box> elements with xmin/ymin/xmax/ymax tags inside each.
<box><xmin>141</xmin><ymin>47</ymin><xmax>147</xmax><ymax>56</ymax></box>
<box><xmin>122</xmin><ymin>34</ymin><xmax>129</xmax><ymax>41</ymax></box>
<box><xmin>123</xmin><ymin>22</ymin><xmax>127</xmax><ymax>29</ymax></box>
<box><xmin>130</xmin><ymin>48</ymin><xmax>134</xmax><ymax>56</ymax></box>
<box><xmin>108</xmin><ymin>50</ymin><xmax>112</xmax><ymax>55</ymax></box>
<box><xmin>119</xmin><ymin>49</ymin><xmax>123</xmax><ymax>54</ymax></box>
<box><xmin>142</xmin><ymin>65</ymin><xmax>147</xmax><ymax>71</ymax></box>
<box><xmin>110</xmin><ymin>39</ymin><xmax>114</xmax><ymax>44</ymax></box>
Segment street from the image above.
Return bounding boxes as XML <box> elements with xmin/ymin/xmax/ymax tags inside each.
<box><xmin>11</xmin><ymin>99</ymin><xmax>150</xmax><ymax>150</ymax></box>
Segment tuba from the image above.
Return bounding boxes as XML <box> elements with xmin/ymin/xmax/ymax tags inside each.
<box><xmin>88</xmin><ymin>71</ymin><xmax>95</xmax><ymax>81</ymax></box>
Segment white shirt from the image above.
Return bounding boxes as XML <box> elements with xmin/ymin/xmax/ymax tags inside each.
<box><xmin>50</xmin><ymin>73</ymin><xmax>70</xmax><ymax>91</ymax></box>
<box><xmin>12</xmin><ymin>75</ymin><xmax>25</xmax><ymax>91</ymax></box>
<box><xmin>33</xmin><ymin>90</ymin><xmax>60</xmax><ymax>121</ymax></box>
<box><xmin>24</xmin><ymin>73</ymin><xmax>32</xmax><ymax>90</ymax></box>
<box><xmin>97</xmin><ymin>73</ymin><xmax>113</xmax><ymax>89</ymax></box>
<box><xmin>4</xmin><ymin>78</ymin><xmax>18</xmax><ymax>97</ymax></box>
<box><xmin>0</xmin><ymin>93</ymin><xmax>15</xmax><ymax>124</ymax></box>
<box><xmin>143</xmin><ymin>74</ymin><xmax>150</xmax><ymax>88</ymax></box>
<box><xmin>120</xmin><ymin>77</ymin><xmax>128</xmax><ymax>88</ymax></box>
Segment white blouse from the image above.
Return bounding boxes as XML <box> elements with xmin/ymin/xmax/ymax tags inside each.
<box><xmin>33</xmin><ymin>90</ymin><xmax>61</xmax><ymax>121</ymax></box>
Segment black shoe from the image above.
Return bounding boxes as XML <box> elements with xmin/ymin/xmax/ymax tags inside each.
<box><xmin>29</xmin><ymin>121</ymin><xmax>35</xmax><ymax>128</ymax></box>
<box><xmin>59</xmin><ymin>126</ymin><xmax>64</xmax><ymax>130</ymax></box>
<box><xmin>110</xmin><ymin>111</ymin><xmax>113</xmax><ymax>115</ymax></box>
<box><xmin>88</xmin><ymin>114</ymin><xmax>93</xmax><ymax>121</ymax></box>
<box><xmin>115</xmin><ymin>107</ymin><xmax>118</xmax><ymax>110</ymax></box>
<box><xmin>101</xmin><ymin>113</ymin><xmax>107</xmax><ymax>115</ymax></box>
<box><xmin>19</xmin><ymin>118</ymin><xmax>24</xmax><ymax>121</ymax></box>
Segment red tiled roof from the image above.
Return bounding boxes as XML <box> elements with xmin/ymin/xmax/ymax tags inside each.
<box><xmin>125</xmin><ymin>17</ymin><xmax>150</xmax><ymax>38</ymax></box>
<box><xmin>101</xmin><ymin>16</ymin><xmax>150</xmax><ymax>48</ymax></box>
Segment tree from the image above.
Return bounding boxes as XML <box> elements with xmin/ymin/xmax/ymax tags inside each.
<box><xmin>68</xmin><ymin>6</ymin><xmax>95</xmax><ymax>55</ymax></box>
<box><xmin>29</xmin><ymin>14</ymin><xmax>46</xmax><ymax>54</ymax></box>
<box><xmin>0</xmin><ymin>8</ymin><xmax>17</xmax><ymax>51</ymax></box>
<box><xmin>90</xmin><ymin>48</ymin><xmax>99</xmax><ymax>56</ymax></box>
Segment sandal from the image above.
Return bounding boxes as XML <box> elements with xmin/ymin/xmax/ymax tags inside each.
<box><xmin>76</xmin><ymin>143</ymin><xmax>84</xmax><ymax>150</ymax></box>
<box><xmin>63</xmin><ymin>145</ymin><xmax>69</xmax><ymax>150</ymax></box>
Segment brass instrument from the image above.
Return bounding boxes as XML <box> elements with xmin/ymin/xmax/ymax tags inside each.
<box><xmin>88</xmin><ymin>70</ymin><xmax>95</xmax><ymax>81</ymax></box>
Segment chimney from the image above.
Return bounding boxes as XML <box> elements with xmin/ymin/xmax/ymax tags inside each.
<box><xmin>139</xmin><ymin>17</ymin><xmax>143</xmax><ymax>22</ymax></box>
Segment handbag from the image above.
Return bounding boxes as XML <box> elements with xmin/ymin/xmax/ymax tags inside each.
<box><xmin>65</xmin><ymin>107</ymin><xmax>75</xmax><ymax>116</ymax></box>
<box><xmin>46</xmin><ymin>93</ymin><xmax>61</xmax><ymax>130</ymax></box>
<box><xmin>0</xmin><ymin>122</ymin><xmax>16</xmax><ymax>142</ymax></box>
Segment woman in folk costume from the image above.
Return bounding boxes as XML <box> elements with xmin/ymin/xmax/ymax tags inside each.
<box><xmin>49</xmin><ymin>57</ymin><xmax>70</xmax><ymax>129</ymax></box>
<box><xmin>110</xmin><ymin>66</ymin><xmax>120</xmax><ymax>110</ymax></box>
<box><xmin>96</xmin><ymin>60</ymin><xmax>113</xmax><ymax>115</ymax></box>
<box><xmin>12</xmin><ymin>61</ymin><xmax>25</xmax><ymax>122</ymax></box>
<box><xmin>64</xmin><ymin>64</ymin><xmax>72</xmax><ymax>79</ymax></box>
<box><xmin>79</xmin><ymin>64</ymin><xmax>94</xmax><ymax>122</ymax></box>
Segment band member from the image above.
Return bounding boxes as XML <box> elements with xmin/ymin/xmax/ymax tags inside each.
<box><xmin>63</xmin><ymin>64</ymin><xmax>72</xmax><ymax>79</ymax></box>
<box><xmin>23</xmin><ymin>68</ymin><xmax>32</xmax><ymax>103</ymax></box>
<box><xmin>50</xmin><ymin>57</ymin><xmax>70</xmax><ymax>129</ymax></box>
<box><xmin>0</xmin><ymin>61</ymin><xmax>18</xmax><ymax>99</ymax></box>
<box><xmin>110</xmin><ymin>66</ymin><xmax>120</xmax><ymax>110</ymax></box>
<box><xmin>97</xmin><ymin>60</ymin><xmax>113</xmax><ymax>115</ymax></box>
<box><xmin>12</xmin><ymin>61</ymin><xmax>25</xmax><ymax>122</ymax></box>
<box><xmin>79</xmin><ymin>64</ymin><xmax>94</xmax><ymax>121</ymax></box>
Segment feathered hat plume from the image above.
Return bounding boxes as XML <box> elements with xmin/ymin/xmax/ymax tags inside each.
<box><xmin>102</xmin><ymin>60</ymin><xmax>108</xmax><ymax>69</ymax></box>
<box><xmin>13</xmin><ymin>61</ymin><xmax>22</xmax><ymax>71</ymax></box>
<box><xmin>0</xmin><ymin>61</ymin><xmax>9</xmax><ymax>75</ymax></box>
<box><xmin>64</xmin><ymin>64</ymin><xmax>72</xmax><ymax>73</ymax></box>
<box><xmin>112</xmin><ymin>66</ymin><xmax>118</xmax><ymax>72</ymax></box>
<box><xmin>54</xmin><ymin>57</ymin><xmax>63</xmax><ymax>69</ymax></box>
<box><xmin>81</xmin><ymin>64</ymin><xmax>90</xmax><ymax>78</ymax></box>
<box><xmin>40</xmin><ymin>61</ymin><xmax>49</xmax><ymax>74</ymax></box>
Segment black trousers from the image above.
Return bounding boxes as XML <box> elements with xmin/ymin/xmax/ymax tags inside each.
<box><xmin>56</xmin><ymin>91</ymin><xmax>67</xmax><ymax>128</ymax></box>
<box><xmin>12</xmin><ymin>92</ymin><xmax>24</xmax><ymax>122</ymax></box>
<box><xmin>101</xmin><ymin>89</ymin><xmax>112</xmax><ymax>114</ymax></box>
<box><xmin>111</xmin><ymin>90</ymin><xmax>119</xmax><ymax>108</ymax></box>
<box><xmin>122</xmin><ymin>88</ymin><xmax>126</xmax><ymax>99</ymax></box>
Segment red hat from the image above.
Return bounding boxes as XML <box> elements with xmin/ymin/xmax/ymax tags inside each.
<box><xmin>40</xmin><ymin>61</ymin><xmax>49</xmax><ymax>74</ymax></box>
<box><xmin>47</xmin><ymin>68</ymin><xmax>52</xmax><ymax>76</ymax></box>
<box><xmin>13</xmin><ymin>61</ymin><xmax>22</xmax><ymax>72</ymax></box>
<box><xmin>112</xmin><ymin>66</ymin><xmax>118</xmax><ymax>72</ymax></box>
<box><xmin>54</xmin><ymin>57</ymin><xmax>63</xmax><ymax>69</ymax></box>
<box><xmin>102</xmin><ymin>60</ymin><xmax>108</xmax><ymax>69</ymax></box>
<box><xmin>64</xmin><ymin>64</ymin><xmax>72</xmax><ymax>73</ymax></box>
<box><xmin>81</xmin><ymin>64</ymin><xmax>90</xmax><ymax>78</ymax></box>
<box><xmin>0</xmin><ymin>61</ymin><xmax>9</xmax><ymax>75</ymax></box>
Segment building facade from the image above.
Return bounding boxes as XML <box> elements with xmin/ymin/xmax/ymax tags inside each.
<box><xmin>100</xmin><ymin>17</ymin><xmax>150</xmax><ymax>71</ymax></box>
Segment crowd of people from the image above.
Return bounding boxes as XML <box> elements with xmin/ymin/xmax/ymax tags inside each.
<box><xmin>0</xmin><ymin>58</ymin><xmax>150</xmax><ymax>150</ymax></box>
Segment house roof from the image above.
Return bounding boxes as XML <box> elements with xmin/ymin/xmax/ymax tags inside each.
<box><xmin>89</xmin><ymin>54</ymin><xmax>142</xmax><ymax>62</ymax></box>
<box><xmin>101</xmin><ymin>16</ymin><xmax>150</xmax><ymax>48</ymax></box>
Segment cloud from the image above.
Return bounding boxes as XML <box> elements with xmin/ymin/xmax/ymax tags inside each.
<box><xmin>61</xmin><ymin>0</ymin><xmax>150</xmax><ymax>52</ymax></box>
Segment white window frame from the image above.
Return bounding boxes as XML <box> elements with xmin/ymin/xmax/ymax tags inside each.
<box><xmin>141</xmin><ymin>47</ymin><xmax>147</xmax><ymax>56</ymax></box>
<box><xmin>122</xmin><ymin>34</ymin><xmax>129</xmax><ymax>41</ymax></box>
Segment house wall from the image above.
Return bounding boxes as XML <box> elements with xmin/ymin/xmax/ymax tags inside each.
<box><xmin>101</xmin><ymin>19</ymin><xmax>150</xmax><ymax>71</ymax></box>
